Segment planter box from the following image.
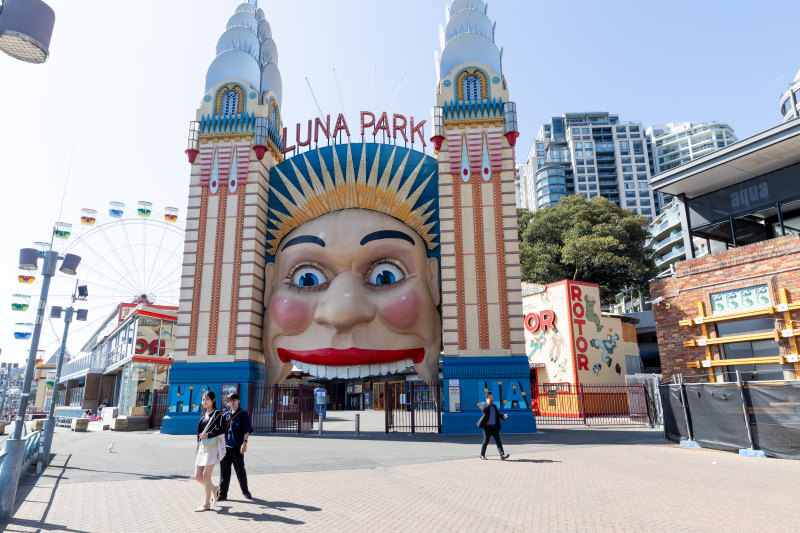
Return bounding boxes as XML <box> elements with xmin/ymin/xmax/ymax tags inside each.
<box><xmin>71</xmin><ymin>418</ymin><xmax>89</xmax><ymax>432</ymax></box>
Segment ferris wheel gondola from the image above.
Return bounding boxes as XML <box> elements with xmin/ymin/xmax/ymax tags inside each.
<box><xmin>10</xmin><ymin>200</ymin><xmax>186</xmax><ymax>357</ymax></box>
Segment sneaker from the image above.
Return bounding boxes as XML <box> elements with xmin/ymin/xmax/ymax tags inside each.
<box><xmin>479</xmin><ymin>455</ymin><xmax>487</xmax><ymax>460</ymax></box>
<box><xmin>500</xmin><ymin>454</ymin><xmax>510</xmax><ymax>460</ymax></box>
<box><xmin>243</xmin><ymin>492</ymin><xmax>253</xmax><ymax>499</ymax></box>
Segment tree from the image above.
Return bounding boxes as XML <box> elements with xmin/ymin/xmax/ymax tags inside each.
<box><xmin>519</xmin><ymin>195</ymin><xmax>656</xmax><ymax>306</ymax></box>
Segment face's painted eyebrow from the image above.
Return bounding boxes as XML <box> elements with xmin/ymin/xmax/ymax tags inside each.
<box><xmin>281</xmin><ymin>235</ymin><xmax>326</xmax><ymax>251</ymax></box>
<box><xmin>360</xmin><ymin>230</ymin><xmax>415</xmax><ymax>247</ymax></box>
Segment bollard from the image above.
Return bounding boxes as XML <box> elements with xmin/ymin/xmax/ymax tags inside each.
<box><xmin>318</xmin><ymin>413</ymin><xmax>323</xmax><ymax>437</ymax></box>
<box><xmin>355</xmin><ymin>413</ymin><xmax>360</xmax><ymax>437</ymax></box>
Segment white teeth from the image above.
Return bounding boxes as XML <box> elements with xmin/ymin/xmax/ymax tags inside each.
<box><xmin>291</xmin><ymin>359</ymin><xmax>417</xmax><ymax>378</ymax></box>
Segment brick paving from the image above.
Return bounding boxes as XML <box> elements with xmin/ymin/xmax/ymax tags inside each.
<box><xmin>1</xmin><ymin>418</ymin><xmax>798</xmax><ymax>532</ymax></box>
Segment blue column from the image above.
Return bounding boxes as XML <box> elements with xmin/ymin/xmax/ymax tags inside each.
<box><xmin>441</xmin><ymin>356</ymin><xmax>537</xmax><ymax>434</ymax></box>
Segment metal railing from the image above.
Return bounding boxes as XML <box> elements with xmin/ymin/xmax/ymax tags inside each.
<box><xmin>59</xmin><ymin>350</ymin><xmax>106</xmax><ymax>381</ymax></box>
<box><xmin>532</xmin><ymin>383</ymin><xmax>651</xmax><ymax>426</ymax></box>
<box><xmin>248</xmin><ymin>384</ymin><xmax>314</xmax><ymax>433</ymax></box>
<box><xmin>384</xmin><ymin>381</ymin><xmax>442</xmax><ymax>434</ymax></box>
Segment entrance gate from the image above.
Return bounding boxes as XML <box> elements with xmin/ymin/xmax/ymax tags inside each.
<box><xmin>247</xmin><ymin>384</ymin><xmax>314</xmax><ymax>433</ymax></box>
<box><xmin>384</xmin><ymin>381</ymin><xmax>442</xmax><ymax>433</ymax></box>
<box><xmin>532</xmin><ymin>383</ymin><xmax>651</xmax><ymax>427</ymax></box>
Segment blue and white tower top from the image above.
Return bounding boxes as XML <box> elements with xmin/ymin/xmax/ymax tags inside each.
<box><xmin>436</xmin><ymin>0</ymin><xmax>501</xmax><ymax>81</ymax></box>
<box><xmin>205</xmin><ymin>1</ymin><xmax>282</xmax><ymax>107</ymax></box>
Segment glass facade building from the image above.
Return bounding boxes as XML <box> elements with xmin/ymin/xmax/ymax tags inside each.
<box><xmin>521</xmin><ymin>112</ymin><xmax>657</xmax><ymax>220</ymax></box>
<box><xmin>780</xmin><ymin>68</ymin><xmax>800</xmax><ymax>123</ymax></box>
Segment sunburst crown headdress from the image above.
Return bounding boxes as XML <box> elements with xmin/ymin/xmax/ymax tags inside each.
<box><xmin>267</xmin><ymin>143</ymin><xmax>439</xmax><ymax>256</ymax></box>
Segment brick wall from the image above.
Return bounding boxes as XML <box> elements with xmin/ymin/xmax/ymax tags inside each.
<box><xmin>650</xmin><ymin>234</ymin><xmax>800</xmax><ymax>381</ymax></box>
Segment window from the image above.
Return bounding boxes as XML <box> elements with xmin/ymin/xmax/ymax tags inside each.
<box><xmin>640</xmin><ymin>199</ymin><xmax>651</xmax><ymax>206</ymax></box>
<box><xmin>635</xmin><ymin>157</ymin><xmax>645</xmax><ymax>164</ymax></box>
<box><xmin>222</xmin><ymin>89</ymin><xmax>239</xmax><ymax>116</ymax></box>
<box><xmin>574</xmin><ymin>143</ymin><xmax>583</xmax><ymax>157</ymax></box>
<box><xmin>578</xmin><ymin>176</ymin><xmax>586</xmax><ymax>182</ymax></box>
<box><xmin>638</xmin><ymin>190</ymin><xmax>649</xmax><ymax>197</ymax></box>
<box><xmin>637</xmin><ymin>174</ymin><xmax>648</xmax><ymax>180</ymax></box>
<box><xmin>463</xmin><ymin>75</ymin><xmax>481</xmax><ymax>102</ymax></box>
<box><xmin>718</xmin><ymin>318</ymin><xmax>783</xmax><ymax>381</ymax></box>
<box><xmin>584</xmin><ymin>142</ymin><xmax>593</xmax><ymax>156</ymax></box>
<box><xmin>636</xmin><ymin>165</ymin><xmax>646</xmax><ymax>172</ymax></box>
<box><xmin>536</xmin><ymin>142</ymin><xmax>544</xmax><ymax>149</ymax></box>
<box><xmin>629</xmin><ymin>125</ymin><xmax>640</xmax><ymax>133</ymax></box>
<box><xmin>576</xmin><ymin>159</ymin><xmax>585</xmax><ymax>166</ymax></box>
<box><xmin>269</xmin><ymin>102</ymin><xmax>278</xmax><ymax>125</ymax></box>
<box><xmin>586</xmin><ymin>159</ymin><xmax>594</xmax><ymax>165</ymax></box>
<box><xmin>622</xmin><ymin>165</ymin><xmax>633</xmax><ymax>172</ymax></box>
<box><xmin>537</xmin><ymin>158</ymin><xmax>545</xmax><ymax>166</ymax></box>
<box><xmin>586</xmin><ymin>167</ymin><xmax>595</xmax><ymax>173</ymax></box>
<box><xmin>624</xmin><ymin>183</ymin><xmax>635</xmax><ymax>190</ymax></box>
<box><xmin>625</xmin><ymin>191</ymin><xmax>636</xmax><ymax>198</ymax></box>
<box><xmin>588</xmin><ymin>184</ymin><xmax>597</xmax><ymax>191</ymax></box>
<box><xmin>536</xmin><ymin>150</ymin><xmax>544</xmax><ymax>157</ymax></box>
<box><xmin>619</xmin><ymin>141</ymin><xmax>630</xmax><ymax>156</ymax></box>
<box><xmin>637</xmin><ymin>182</ymin><xmax>649</xmax><ymax>189</ymax></box>
<box><xmin>641</xmin><ymin>208</ymin><xmax>652</xmax><ymax>215</ymax></box>
<box><xmin>622</xmin><ymin>157</ymin><xmax>631</xmax><ymax>164</ymax></box>
<box><xmin>623</xmin><ymin>174</ymin><xmax>633</xmax><ymax>181</ymax></box>
<box><xmin>577</xmin><ymin>167</ymin><xmax>586</xmax><ymax>174</ymax></box>
<box><xmin>578</xmin><ymin>184</ymin><xmax>587</xmax><ymax>191</ymax></box>
<box><xmin>572</xmin><ymin>128</ymin><xmax>580</xmax><ymax>134</ymax></box>
<box><xmin>633</xmin><ymin>141</ymin><xmax>644</xmax><ymax>155</ymax></box>
<box><xmin>581</xmin><ymin>128</ymin><xmax>589</xmax><ymax>134</ymax></box>
<box><xmin>626</xmin><ymin>200</ymin><xmax>637</xmax><ymax>207</ymax></box>
<box><xmin>616</xmin><ymin>126</ymin><xmax>626</xmax><ymax>132</ymax></box>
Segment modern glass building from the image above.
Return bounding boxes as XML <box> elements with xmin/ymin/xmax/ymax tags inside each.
<box><xmin>780</xmin><ymin>68</ymin><xmax>800</xmax><ymax>123</ymax></box>
<box><xmin>521</xmin><ymin>112</ymin><xmax>656</xmax><ymax>219</ymax></box>
<box><xmin>647</xmin><ymin>122</ymin><xmax>738</xmax><ymax>175</ymax></box>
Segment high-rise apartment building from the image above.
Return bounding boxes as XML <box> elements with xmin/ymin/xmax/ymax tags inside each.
<box><xmin>521</xmin><ymin>112</ymin><xmax>656</xmax><ymax>219</ymax></box>
<box><xmin>780</xmin><ymin>68</ymin><xmax>800</xmax><ymax>123</ymax></box>
<box><xmin>647</xmin><ymin>122</ymin><xmax>737</xmax><ymax>175</ymax></box>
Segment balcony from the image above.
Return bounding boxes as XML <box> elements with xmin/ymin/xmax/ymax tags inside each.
<box><xmin>656</xmin><ymin>246</ymin><xmax>686</xmax><ymax>266</ymax></box>
<box><xmin>59</xmin><ymin>350</ymin><xmax>107</xmax><ymax>383</ymax></box>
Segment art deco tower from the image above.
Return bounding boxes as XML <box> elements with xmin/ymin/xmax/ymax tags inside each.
<box><xmin>163</xmin><ymin>1</ymin><xmax>283</xmax><ymax>432</ymax></box>
<box><xmin>433</xmin><ymin>0</ymin><xmax>535</xmax><ymax>432</ymax></box>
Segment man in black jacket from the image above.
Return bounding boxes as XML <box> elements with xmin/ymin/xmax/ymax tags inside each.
<box><xmin>477</xmin><ymin>392</ymin><xmax>509</xmax><ymax>460</ymax></box>
<box><xmin>217</xmin><ymin>393</ymin><xmax>254</xmax><ymax>501</ymax></box>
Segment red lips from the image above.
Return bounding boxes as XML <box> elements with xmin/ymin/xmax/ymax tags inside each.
<box><xmin>277</xmin><ymin>347</ymin><xmax>424</xmax><ymax>366</ymax></box>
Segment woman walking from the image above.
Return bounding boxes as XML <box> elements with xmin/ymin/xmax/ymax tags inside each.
<box><xmin>194</xmin><ymin>391</ymin><xmax>224</xmax><ymax>511</ymax></box>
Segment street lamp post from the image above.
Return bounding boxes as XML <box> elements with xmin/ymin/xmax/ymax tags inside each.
<box><xmin>41</xmin><ymin>283</ymin><xmax>87</xmax><ymax>466</ymax></box>
<box><xmin>0</xmin><ymin>249</ymin><xmax>80</xmax><ymax>519</ymax></box>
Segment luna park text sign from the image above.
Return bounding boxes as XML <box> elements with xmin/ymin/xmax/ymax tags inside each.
<box><xmin>283</xmin><ymin>111</ymin><xmax>427</xmax><ymax>154</ymax></box>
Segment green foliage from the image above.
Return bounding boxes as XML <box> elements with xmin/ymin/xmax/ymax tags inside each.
<box><xmin>519</xmin><ymin>195</ymin><xmax>656</xmax><ymax>305</ymax></box>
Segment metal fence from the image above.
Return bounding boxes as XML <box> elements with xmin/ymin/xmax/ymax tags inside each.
<box><xmin>660</xmin><ymin>376</ymin><xmax>800</xmax><ymax>459</ymax></box>
<box><xmin>384</xmin><ymin>381</ymin><xmax>442</xmax><ymax>433</ymax></box>
<box><xmin>532</xmin><ymin>383</ymin><xmax>651</xmax><ymax>426</ymax></box>
<box><xmin>149</xmin><ymin>389</ymin><xmax>169</xmax><ymax>429</ymax></box>
<box><xmin>247</xmin><ymin>384</ymin><xmax>314</xmax><ymax>433</ymax></box>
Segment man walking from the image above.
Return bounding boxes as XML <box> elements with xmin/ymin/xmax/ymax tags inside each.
<box><xmin>477</xmin><ymin>392</ymin><xmax>509</xmax><ymax>460</ymax></box>
<box><xmin>218</xmin><ymin>393</ymin><xmax>254</xmax><ymax>501</ymax></box>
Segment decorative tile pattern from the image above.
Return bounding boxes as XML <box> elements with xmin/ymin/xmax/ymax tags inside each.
<box><xmin>188</xmin><ymin>187</ymin><xmax>209</xmax><ymax>356</ymax></box>
<box><xmin>208</xmin><ymin>185</ymin><xmax>228</xmax><ymax>355</ymax></box>
<box><xmin>229</xmin><ymin>186</ymin><xmax>246</xmax><ymax>356</ymax></box>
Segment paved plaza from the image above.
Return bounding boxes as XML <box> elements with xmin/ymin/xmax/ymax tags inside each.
<box><xmin>1</xmin><ymin>413</ymin><xmax>798</xmax><ymax>532</ymax></box>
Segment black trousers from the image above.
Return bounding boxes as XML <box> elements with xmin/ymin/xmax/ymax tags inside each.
<box><xmin>219</xmin><ymin>446</ymin><xmax>249</xmax><ymax>496</ymax></box>
<box><xmin>480</xmin><ymin>424</ymin><xmax>504</xmax><ymax>456</ymax></box>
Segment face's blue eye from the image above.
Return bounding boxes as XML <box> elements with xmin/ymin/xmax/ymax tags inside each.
<box><xmin>291</xmin><ymin>267</ymin><xmax>327</xmax><ymax>288</ymax></box>
<box><xmin>368</xmin><ymin>263</ymin><xmax>404</xmax><ymax>286</ymax></box>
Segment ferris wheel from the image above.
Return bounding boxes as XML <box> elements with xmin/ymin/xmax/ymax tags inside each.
<box><xmin>12</xmin><ymin>200</ymin><xmax>186</xmax><ymax>358</ymax></box>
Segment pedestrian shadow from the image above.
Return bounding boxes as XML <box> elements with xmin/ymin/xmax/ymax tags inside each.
<box><xmin>503</xmin><ymin>458</ymin><xmax>560</xmax><ymax>463</ymax></box>
<box><xmin>56</xmin><ymin>466</ymin><xmax>191</xmax><ymax>482</ymax></box>
<box><xmin>215</xmin><ymin>497</ymin><xmax>320</xmax><ymax>524</ymax></box>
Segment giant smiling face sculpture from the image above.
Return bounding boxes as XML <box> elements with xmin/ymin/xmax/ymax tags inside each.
<box><xmin>263</xmin><ymin>209</ymin><xmax>441</xmax><ymax>384</ymax></box>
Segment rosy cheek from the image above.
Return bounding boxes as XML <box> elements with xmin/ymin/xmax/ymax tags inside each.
<box><xmin>272</xmin><ymin>297</ymin><xmax>312</xmax><ymax>334</ymax></box>
<box><xmin>379</xmin><ymin>290</ymin><xmax>421</xmax><ymax>330</ymax></box>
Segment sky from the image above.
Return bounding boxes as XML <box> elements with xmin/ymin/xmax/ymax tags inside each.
<box><xmin>1</xmin><ymin>0</ymin><xmax>797</xmax><ymax>365</ymax></box>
